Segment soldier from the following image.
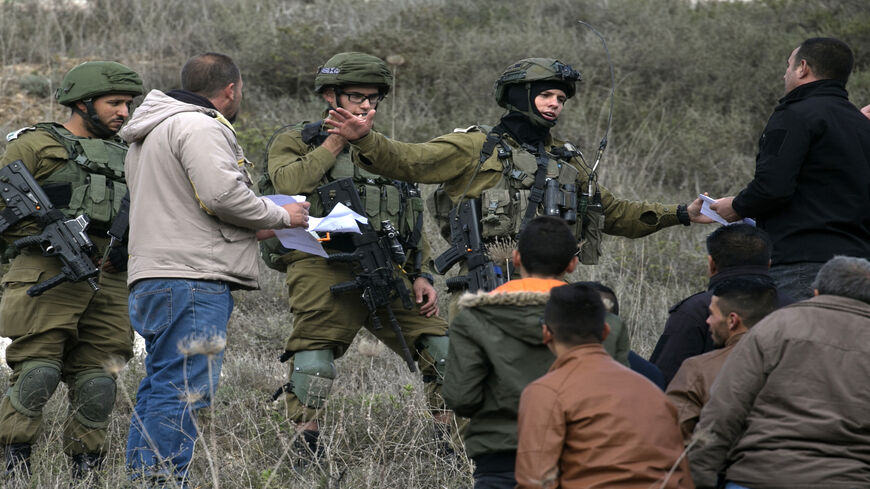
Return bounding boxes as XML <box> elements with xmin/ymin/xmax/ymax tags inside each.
<box><xmin>327</xmin><ymin>57</ymin><xmax>709</xmax><ymax>303</ymax></box>
<box><xmin>0</xmin><ymin>61</ymin><xmax>143</xmax><ymax>480</ymax></box>
<box><xmin>264</xmin><ymin>52</ymin><xmax>450</xmax><ymax>458</ymax></box>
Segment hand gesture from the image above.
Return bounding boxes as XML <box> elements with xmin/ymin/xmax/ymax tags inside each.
<box><xmin>325</xmin><ymin>107</ymin><xmax>375</xmax><ymax>142</ymax></box>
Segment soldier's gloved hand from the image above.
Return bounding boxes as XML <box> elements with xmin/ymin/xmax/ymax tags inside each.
<box><xmin>104</xmin><ymin>244</ymin><xmax>128</xmax><ymax>272</ymax></box>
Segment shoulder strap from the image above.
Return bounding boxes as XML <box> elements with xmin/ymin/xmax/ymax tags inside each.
<box><xmin>300</xmin><ymin>120</ymin><xmax>327</xmax><ymax>147</ymax></box>
<box><xmin>519</xmin><ymin>143</ymin><xmax>550</xmax><ymax>231</ymax></box>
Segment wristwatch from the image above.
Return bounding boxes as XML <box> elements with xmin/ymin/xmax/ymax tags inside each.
<box><xmin>677</xmin><ymin>204</ymin><xmax>691</xmax><ymax>226</ymax></box>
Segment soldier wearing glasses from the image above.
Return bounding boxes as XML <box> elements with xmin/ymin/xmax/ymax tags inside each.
<box><xmin>263</xmin><ymin>52</ymin><xmax>450</xmax><ymax>461</ymax></box>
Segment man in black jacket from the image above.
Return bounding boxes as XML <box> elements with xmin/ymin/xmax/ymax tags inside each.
<box><xmin>650</xmin><ymin>224</ymin><xmax>793</xmax><ymax>385</ymax></box>
<box><xmin>712</xmin><ymin>37</ymin><xmax>870</xmax><ymax>300</ymax></box>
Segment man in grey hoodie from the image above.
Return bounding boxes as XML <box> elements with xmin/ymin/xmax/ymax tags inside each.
<box><xmin>121</xmin><ymin>52</ymin><xmax>308</xmax><ymax>487</ymax></box>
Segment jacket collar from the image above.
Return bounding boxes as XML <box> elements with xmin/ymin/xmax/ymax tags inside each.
<box><xmin>724</xmin><ymin>331</ymin><xmax>746</xmax><ymax>348</ymax></box>
<box><xmin>549</xmin><ymin>343</ymin><xmax>607</xmax><ymax>372</ymax></box>
<box><xmin>457</xmin><ymin>289</ymin><xmax>550</xmax><ymax>309</ymax></box>
<box><xmin>708</xmin><ymin>265</ymin><xmax>773</xmax><ymax>290</ymax></box>
<box><xmin>778</xmin><ymin>79</ymin><xmax>848</xmax><ymax>107</ymax></box>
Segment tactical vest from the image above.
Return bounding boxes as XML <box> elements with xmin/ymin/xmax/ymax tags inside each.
<box><xmin>430</xmin><ymin>125</ymin><xmax>604</xmax><ymax>264</ymax></box>
<box><xmin>258</xmin><ymin>121</ymin><xmax>425</xmax><ymax>271</ymax></box>
<box><xmin>36</xmin><ymin>123</ymin><xmax>128</xmax><ymax>234</ymax></box>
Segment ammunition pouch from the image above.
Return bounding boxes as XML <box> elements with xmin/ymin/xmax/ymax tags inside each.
<box><xmin>37</xmin><ymin>123</ymin><xmax>128</xmax><ymax>233</ymax></box>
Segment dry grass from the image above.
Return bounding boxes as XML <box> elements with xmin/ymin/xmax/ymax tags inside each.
<box><xmin>0</xmin><ymin>0</ymin><xmax>868</xmax><ymax>486</ymax></box>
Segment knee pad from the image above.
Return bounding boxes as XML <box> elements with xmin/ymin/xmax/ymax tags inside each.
<box><xmin>417</xmin><ymin>335</ymin><xmax>449</xmax><ymax>384</ymax></box>
<box><xmin>8</xmin><ymin>359</ymin><xmax>62</xmax><ymax>417</ymax></box>
<box><xmin>71</xmin><ymin>369</ymin><xmax>117</xmax><ymax>429</ymax></box>
<box><xmin>290</xmin><ymin>350</ymin><xmax>336</xmax><ymax>409</ymax></box>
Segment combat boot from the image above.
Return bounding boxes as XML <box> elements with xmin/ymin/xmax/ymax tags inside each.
<box><xmin>291</xmin><ymin>429</ymin><xmax>324</xmax><ymax>472</ymax></box>
<box><xmin>70</xmin><ymin>452</ymin><xmax>104</xmax><ymax>481</ymax></box>
<box><xmin>4</xmin><ymin>443</ymin><xmax>32</xmax><ymax>479</ymax></box>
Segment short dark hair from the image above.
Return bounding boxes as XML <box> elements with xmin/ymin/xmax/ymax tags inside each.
<box><xmin>706</xmin><ymin>224</ymin><xmax>771</xmax><ymax>269</ymax></box>
<box><xmin>711</xmin><ymin>277</ymin><xmax>777</xmax><ymax>328</ymax></box>
<box><xmin>796</xmin><ymin>37</ymin><xmax>854</xmax><ymax>83</ymax></box>
<box><xmin>811</xmin><ymin>256</ymin><xmax>870</xmax><ymax>304</ymax></box>
<box><xmin>517</xmin><ymin>216</ymin><xmax>577</xmax><ymax>276</ymax></box>
<box><xmin>577</xmin><ymin>281</ymin><xmax>619</xmax><ymax>315</ymax></box>
<box><xmin>181</xmin><ymin>52</ymin><xmax>241</xmax><ymax>98</ymax></box>
<box><xmin>544</xmin><ymin>283</ymin><xmax>606</xmax><ymax>345</ymax></box>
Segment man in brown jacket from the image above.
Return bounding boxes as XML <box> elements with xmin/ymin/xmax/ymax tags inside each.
<box><xmin>666</xmin><ymin>277</ymin><xmax>777</xmax><ymax>441</ymax></box>
<box><xmin>515</xmin><ymin>283</ymin><xmax>694</xmax><ymax>489</ymax></box>
<box><xmin>689</xmin><ymin>256</ymin><xmax>870</xmax><ymax>489</ymax></box>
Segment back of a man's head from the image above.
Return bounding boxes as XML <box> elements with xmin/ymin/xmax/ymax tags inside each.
<box><xmin>577</xmin><ymin>281</ymin><xmax>619</xmax><ymax>315</ymax></box>
<box><xmin>812</xmin><ymin>256</ymin><xmax>870</xmax><ymax>304</ymax></box>
<box><xmin>706</xmin><ymin>224</ymin><xmax>771</xmax><ymax>269</ymax></box>
<box><xmin>181</xmin><ymin>52</ymin><xmax>240</xmax><ymax>99</ymax></box>
<box><xmin>711</xmin><ymin>277</ymin><xmax>778</xmax><ymax>328</ymax></box>
<box><xmin>545</xmin><ymin>283</ymin><xmax>606</xmax><ymax>345</ymax></box>
<box><xmin>797</xmin><ymin>37</ymin><xmax>854</xmax><ymax>83</ymax></box>
<box><xmin>517</xmin><ymin>216</ymin><xmax>577</xmax><ymax>276</ymax></box>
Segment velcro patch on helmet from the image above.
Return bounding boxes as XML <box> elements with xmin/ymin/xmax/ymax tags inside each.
<box><xmin>319</xmin><ymin>67</ymin><xmax>340</xmax><ymax>74</ymax></box>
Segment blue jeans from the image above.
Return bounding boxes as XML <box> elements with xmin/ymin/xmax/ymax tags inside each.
<box><xmin>769</xmin><ymin>261</ymin><xmax>824</xmax><ymax>301</ymax></box>
<box><xmin>725</xmin><ymin>483</ymin><xmax>752</xmax><ymax>489</ymax></box>
<box><xmin>125</xmin><ymin>279</ymin><xmax>233</xmax><ymax>481</ymax></box>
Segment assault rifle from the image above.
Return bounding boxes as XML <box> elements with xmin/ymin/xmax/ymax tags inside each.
<box><xmin>433</xmin><ymin>198</ymin><xmax>506</xmax><ymax>293</ymax></box>
<box><xmin>317</xmin><ymin>178</ymin><xmax>417</xmax><ymax>372</ymax></box>
<box><xmin>0</xmin><ymin>160</ymin><xmax>100</xmax><ymax>296</ymax></box>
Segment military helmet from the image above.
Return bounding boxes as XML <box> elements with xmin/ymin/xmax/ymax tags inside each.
<box><xmin>56</xmin><ymin>61</ymin><xmax>144</xmax><ymax>106</ymax></box>
<box><xmin>494</xmin><ymin>58</ymin><xmax>582</xmax><ymax>108</ymax></box>
<box><xmin>314</xmin><ymin>52</ymin><xmax>393</xmax><ymax>94</ymax></box>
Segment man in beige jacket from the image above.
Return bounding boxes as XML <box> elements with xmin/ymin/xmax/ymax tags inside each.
<box><xmin>121</xmin><ymin>52</ymin><xmax>308</xmax><ymax>486</ymax></box>
<box><xmin>666</xmin><ymin>276</ymin><xmax>777</xmax><ymax>441</ymax></box>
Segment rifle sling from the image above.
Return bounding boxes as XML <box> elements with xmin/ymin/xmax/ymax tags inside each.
<box><xmin>107</xmin><ymin>191</ymin><xmax>131</xmax><ymax>243</ymax></box>
<box><xmin>520</xmin><ymin>146</ymin><xmax>550</xmax><ymax>231</ymax></box>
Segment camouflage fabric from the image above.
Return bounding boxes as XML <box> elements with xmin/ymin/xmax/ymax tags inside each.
<box><xmin>267</xmin><ymin>125</ymin><xmax>448</xmax><ymax>424</ymax></box>
<box><xmin>0</xmin><ymin>127</ymin><xmax>133</xmax><ymax>456</ymax></box>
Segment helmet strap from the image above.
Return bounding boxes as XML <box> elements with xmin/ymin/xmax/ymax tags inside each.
<box><xmin>72</xmin><ymin>99</ymin><xmax>115</xmax><ymax>138</ymax></box>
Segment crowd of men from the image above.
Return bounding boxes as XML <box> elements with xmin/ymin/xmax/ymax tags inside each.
<box><xmin>0</xmin><ymin>35</ymin><xmax>868</xmax><ymax>489</ymax></box>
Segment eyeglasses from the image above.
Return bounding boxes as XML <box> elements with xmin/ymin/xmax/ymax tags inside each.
<box><xmin>339</xmin><ymin>90</ymin><xmax>385</xmax><ymax>105</ymax></box>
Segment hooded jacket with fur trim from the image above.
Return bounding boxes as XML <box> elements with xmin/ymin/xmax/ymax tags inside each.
<box><xmin>443</xmin><ymin>287</ymin><xmax>556</xmax><ymax>459</ymax></box>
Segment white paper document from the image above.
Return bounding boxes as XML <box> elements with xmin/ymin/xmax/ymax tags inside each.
<box><xmin>265</xmin><ymin>195</ymin><xmax>367</xmax><ymax>257</ymax></box>
<box><xmin>699</xmin><ymin>194</ymin><xmax>756</xmax><ymax>227</ymax></box>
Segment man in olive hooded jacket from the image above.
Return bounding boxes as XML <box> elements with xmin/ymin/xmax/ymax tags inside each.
<box><xmin>443</xmin><ymin>216</ymin><xmax>578</xmax><ymax>489</ymax></box>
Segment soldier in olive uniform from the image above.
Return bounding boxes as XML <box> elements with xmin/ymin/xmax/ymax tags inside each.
<box><xmin>0</xmin><ymin>61</ymin><xmax>143</xmax><ymax>480</ymax></box>
<box><xmin>264</xmin><ymin>53</ymin><xmax>450</xmax><ymax>455</ymax></box>
<box><xmin>327</xmin><ymin>58</ymin><xmax>709</xmax><ymax>303</ymax></box>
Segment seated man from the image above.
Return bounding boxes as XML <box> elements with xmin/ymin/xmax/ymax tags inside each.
<box><xmin>516</xmin><ymin>283</ymin><xmax>693</xmax><ymax>489</ymax></box>
<box><xmin>583</xmin><ymin>282</ymin><xmax>667</xmax><ymax>389</ymax></box>
<box><xmin>650</xmin><ymin>224</ymin><xmax>793</xmax><ymax>384</ymax></box>
<box><xmin>689</xmin><ymin>256</ymin><xmax>870</xmax><ymax>489</ymax></box>
<box><xmin>578</xmin><ymin>282</ymin><xmax>630</xmax><ymax>367</ymax></box>
<box><xmin>666</xmin><ymin>277</ymin><xmax>777</xmax><ymax>441</ymax></box>
<box><xmin>443</xmin><ymin>216</ymin><xmax>578</xmax><ymax>489</ymax></box>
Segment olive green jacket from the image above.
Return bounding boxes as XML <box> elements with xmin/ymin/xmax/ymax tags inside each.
<box><xmin>350</xmin><ymin>129</ymin><xmax>683</xmax><ymax>238</ymax></box>
<box><xmin>267</xmin><ymin>124</ymin><xmax>434</xmax><ymax>274</ymax></box>
<box><xmin>1</xmin><ymin>127</ymin><xmax>120</xmax><ymax>249</ymax></box>
<box><xmin>443</xmin><ymin>290</ymin><xmax>555</xmax><ymax>458</ymax></box>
